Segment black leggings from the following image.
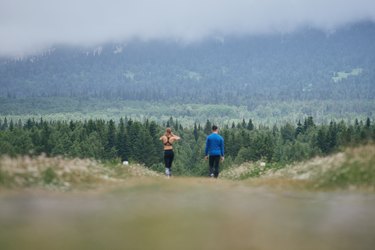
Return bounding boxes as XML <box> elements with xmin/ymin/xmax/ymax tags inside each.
<box><xmin>209</xmin><ymin>155</ymin><xmax>221</xmax><ymax>178</ymax></box>
<box><xmin>164</xmin><ymin>150</ymin><xmax>174</xmax><ymax>169</ymax></box>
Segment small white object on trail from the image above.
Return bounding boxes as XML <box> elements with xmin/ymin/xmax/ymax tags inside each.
<box><xmin>122</xmin><ymin>161</ymin><xmax>129</xmax><ymax>165</ymax></box>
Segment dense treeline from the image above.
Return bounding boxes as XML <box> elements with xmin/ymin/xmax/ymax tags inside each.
<box><xmin>1</xmin><ymin>97</ymin><xmax>374</xmax><ymax>127</ymax></box>
<box><xmin>0</xmin><ymin>117</ymin><xmax>374</xmax><ymax>176</ymax></box>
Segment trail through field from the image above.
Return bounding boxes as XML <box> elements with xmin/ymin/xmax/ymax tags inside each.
<box><xmin>1</xmin><ymin>177</ymin><xmax>375</xmax><ymax>250</ymax></box>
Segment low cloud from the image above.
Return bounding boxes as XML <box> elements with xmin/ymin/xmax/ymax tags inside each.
<box><xmin>1</xmin><ymin>0</ymin><xmax>375</xmax><ymax>57</ymax></box>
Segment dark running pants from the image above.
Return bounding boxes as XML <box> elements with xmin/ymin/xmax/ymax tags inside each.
<box><xmin>209</xmin><ymin>155</ymin><xmax>221</xmax><ymax>178</ymax></box>
<box><xmin>164</xmin><ymin>150</ymin><xmax>174</xmax><ymax>175</ymax></box>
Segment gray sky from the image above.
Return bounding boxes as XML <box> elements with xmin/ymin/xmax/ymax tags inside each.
<box><xmin>1</xmin><ymin>0</ymin><xmax>375</xmax><ymax>57</ymax></box>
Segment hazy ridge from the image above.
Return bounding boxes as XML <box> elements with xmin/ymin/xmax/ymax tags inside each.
<box><xmin>1</xmin><ymin>22</ymin><xmax>374</xmax><ymax>106</ymax></box>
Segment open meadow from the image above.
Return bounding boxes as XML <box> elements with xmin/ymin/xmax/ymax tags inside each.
<box><xmin>1</xmin><ymin>146</ymin><xmax>375</xmax><ymax>250</ymax></box>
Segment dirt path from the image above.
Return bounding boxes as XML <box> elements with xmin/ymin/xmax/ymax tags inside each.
<box><xmin>1</xmin><ymin>177</ymin><xmax>375</xmax><ymax>250</ymax></box>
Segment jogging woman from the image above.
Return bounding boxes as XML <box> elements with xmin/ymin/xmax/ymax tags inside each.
<box><xmin>160</xmin><ymin>128</ymin><xmax>181</xmax><ymax>177</ymax></box>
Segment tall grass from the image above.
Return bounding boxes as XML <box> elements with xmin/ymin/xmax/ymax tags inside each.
<box><xmin>222</xmin><ymin>144</ymin><xmax>375</xmax><ymax>190</ymax></box>
<box><xmin>1</xmin><ymin>145</ymin><xmax>374</xmax><ymax>191</ymax></box>
<box><xmin>314</xmin><ymin>145</ymin><xmax>375</xmax><ymax>189</ymax></box>
<box><xmin>0</xmin><ymin>155</ymin><xmax>160</xmax><ymax>190</ymax></box>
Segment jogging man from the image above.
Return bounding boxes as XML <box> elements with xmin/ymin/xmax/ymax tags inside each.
<box><xmin>204</xmin><ymin>125</ymin><xmax>224</xmax><ymax>178</ymax></box>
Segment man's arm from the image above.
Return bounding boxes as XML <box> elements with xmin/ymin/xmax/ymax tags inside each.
<box><xmin>220</xmin><ymin>137</ymin><xmax>225</xmax><ymax>161</ymax></box>
<box><xmin>220</xmin><ymin>137</ymin><xmax>225</xmax><ymax>156</ymax></box>
<box><xmin>205</xmin><ymin>137</ymin><xmax>209</xmax><ymax>157</ymax></box>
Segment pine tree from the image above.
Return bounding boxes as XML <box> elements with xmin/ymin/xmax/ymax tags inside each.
<box><xmin>327</xmin><ymin>121</ymin><xmax>338</xmax><ymax>153</ymax></box>
<box><xmin>133</xmin><ymin>127</ymin><xmax>156</xmax><ymax>166</ymax></box>
<box><xmin>10</xmin><ymin>128</ymin><xmax>34</xmax><ymax>155</ymax></box>
<box><xmin>127</xmin><ymin>120</ymin><xmax>140</xmax><ymax>160</ymax></box>
<box><xmin>105</xmin><ymin>119</ymin><xmax>117</xmax><ymax>159</ymax></box>
<box><xmin>295</xmin><ymin>120</ymin><xmax>303</xmax><ymax>137</ymax></box>
<box><xmin>40</xmin><ymin>121</ymin><xmax>52</xmax><ymax>155</ymax></box>
<box><xmin>86</xmin><ymin>119</ymin><xmax>96</xmax><ymax>134</ymax></box>
<box><xmin>239</xmin><ymin>129</ymin><xmax>250</xmax><ymax>148</ymax></box>
<box><xmin>204</xmin><ymin>120</ymin><xmax>212</xmax><ymax>135</ymax></box>
<box><xmin>51</xmin><ymin>129</ymin><xmax>72</xmax><ymax>156</ymax></box>
<box><xmin>316</xmin><ymin>127</ymin><xmax>328</xmax><ymax>154</ymax></box>
<box><xmin>247</xmin><ymin>119</ymin><xmax>254</xmax><ymax>130</ymax></box>
<box><xmin>81</xmin><ymin>132</ymin><xmax>104</xmax><ymax>159</ymax></box>
<box><xmin>193</xmin><ymin>122</ymin><xmax>198</xmax><ymax>142</ymax></box>
<box><xmin>9</xmin><ymin>119</ymin><xmax>14</xmax><ymax>131</ymax></box>
<box><xmin>242</xmin><ymin>118</ymin><xmax>246</xmax><ymax>128</ymax></box>
<box><xmin>69</xmin><ymin>120</ymin><xmax>75</xmax><ymax>131</ymax></box>
<box><xmin>24</xmin><ymin>118</ymin><xmax>34</xmax><ymax>130</ymax></box>
<box><xmin>175</xmin><ymin>119</ymin><xmax>179</xmax><ymax>131</ymax></box>
<box><xmin>303</xmin><ymin>116</ymin><xmax>315</xmax><ymax>132</ymax></box>
<box><xmin>353</xmin><ymin>119</ymin><xmax>361</xmax><ymax>144</ymax></box>
<box><xmin>225</xmin><ymin>130</ymin><xmax>235</xmax><ymax>158</ymax></box>
<box><xmin>117</xmin><ymin>118</ymin><xmax>129</xmax><ymax>161</ymax></box>
<box><xmin>2</xmin><ymin>118</ymin><xmax>8</xmax><ymax>130</ymax></box>
<box><xmin>336</xmin><ymin>120</ymin><xmax>348</xmax><ymax>146</ymax></box>
<box><xmin>230</xmin><ymin>131</ymin><xmax>241</xmax><ymax>158</ymax></box>
<box><xmin>281</xmin><ymin>123</ymin><xmax>295</xmax><ymax>142</ymax></box>
<box><xmin>148</xmin><ymin>120</ymin><xmax>162</xmax><ymax>162</ymax></box>
<box><xmin>272</xmin><ymin>124</ymin><xmax>278</xmax><ymax>136</ymax></box>
<box><xmin>366</xmin><ymin>117</ymin><xmax>371</xmax><ymax>128</ymax></box>
<box><xmin>17</xmin><ymin>119</ymin><xmax>22</xmax><ymax>129</ymax></box>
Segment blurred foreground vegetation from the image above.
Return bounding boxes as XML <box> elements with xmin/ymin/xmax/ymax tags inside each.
<box><xmin>1</xmin><ymin>169</ymin><xmax>375</xmax><ymax>250</ymax></box>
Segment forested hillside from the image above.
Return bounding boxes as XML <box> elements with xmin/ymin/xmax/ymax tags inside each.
<box><xmin>1</xmin><ymin>22</ymin><xmax>374</xmax><ymax>108</ymax></box>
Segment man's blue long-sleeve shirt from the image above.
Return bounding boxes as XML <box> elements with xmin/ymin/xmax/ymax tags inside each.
<box><xmin>205</xmin><ymin>133</ymin><xmax>224</xmax><ymax>156</ymax></box>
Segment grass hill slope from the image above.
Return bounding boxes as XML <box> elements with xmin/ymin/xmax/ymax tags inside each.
<box><xmin>1</xmin><ymin>144</ymin><xmax>374</xmax><ymax>191</ymax></box>
<box><xmin>221</xmin><ymin>144</ymin><xmax>375</xmax><ymax>190</ymax></box>
<box><xmin>0</xmin><ymin>156</ymin><xmax>160</xmax><ymax>190</ymax></box>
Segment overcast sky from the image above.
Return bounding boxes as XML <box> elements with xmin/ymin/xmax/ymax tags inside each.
<box><xmin>1</xmin><ymin>0</ymin><xmax>375</xmax><ymax>57</ymax></box>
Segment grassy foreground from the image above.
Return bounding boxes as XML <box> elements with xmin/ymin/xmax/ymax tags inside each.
<box><xmin>1</xmin><ymin>144</ymin><xmax>375</xmax><ymax>191</ymax></box>
<box><xmin>0</xmin><ymin>155</ymin><xmax>159</xmax><ymax>190</ymax></box>
<box><xmin>221</xmin><ymin>144</ymin><xmax>375</xmax><ymax>191</ymax></box>
<box><xmin>0</xmin><ymin>146</ymin><xmax>375</xmax><ymax>250</ymax></box>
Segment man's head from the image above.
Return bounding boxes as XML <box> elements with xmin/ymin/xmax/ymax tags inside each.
<box><xmin>212</xmin><ymin>125</ymin><xmax>218</xmax><ymax>132</ymax></box>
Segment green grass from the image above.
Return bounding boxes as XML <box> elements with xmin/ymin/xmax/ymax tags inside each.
<box><xmin>2</xmin><ymin>145</ymin><xmax>375</xmax><ymax>191</ymax></box>
<box><xmin>0</xmin><ymin>155</ymin><xmax>160</xmax><ymax>190</ymax></box>
<box><xmin>228</xmin><ymin>144</ymin><xmax>375</xmax><ymax>191</ymax></box>
<box><xmin>313</xmin><ymin>145</ymin><xmax>375</xmax><ymax>189</ymax></box>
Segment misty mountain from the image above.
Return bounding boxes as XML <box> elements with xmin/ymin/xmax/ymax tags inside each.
<box><xmin>1</xmin><ymin>22</ymin><xmax>374</xmax><ymax>108</ymax></box>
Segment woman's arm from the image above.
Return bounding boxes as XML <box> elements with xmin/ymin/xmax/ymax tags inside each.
<box><xmin>171</xmin><ymin>133</ymin><xmax>181</xmax><ymax>141</ymax></box>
